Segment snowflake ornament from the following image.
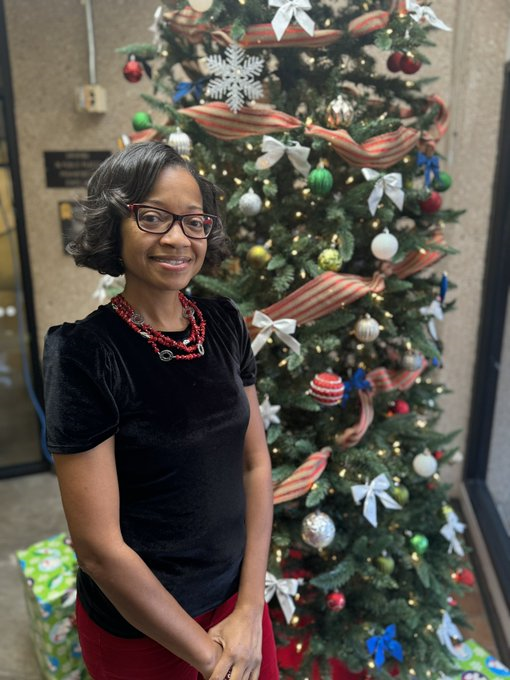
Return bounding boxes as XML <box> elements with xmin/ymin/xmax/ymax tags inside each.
<box><xmin>206</xmin><ymin>44</ymin><xmax>264</xmax><ymax>113</ymax></box>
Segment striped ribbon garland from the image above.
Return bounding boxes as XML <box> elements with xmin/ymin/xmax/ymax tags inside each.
<box><xmin>348</xmin><ymin>10</ymin><xmax>389</xmax><ymax>37</ymax></box>
<box><xmin>181</xmin><ymin>103</ymin><xmax>302</xmax><ymax>140</ymax></box>
<box><xmin>273</xmin><ymin>447</ymin><xmax>331</xmax><ymax>505</ymax></box>
<box><xmin>385</xmin><ymin>230</ymin><xmax>447</xmax><ymax>279</ymax></box>
<box><xmin>163</xmin><ymin>7</ymin><xmax>211</xmax><ymax>43</ymax></box>
<box><xmin>305</xmin><ymin>124</ymin><xmax>420</xmax><ymax>169</ymax></box>
<box><xmin>212</xmin><ymin>24</ymin><xmax>342</xmax><ymax>49</ymax></box>
<box><xmin>245</xmin><ymin>271</ymin><xmax>386</xmax><ymax>338</ymax></box>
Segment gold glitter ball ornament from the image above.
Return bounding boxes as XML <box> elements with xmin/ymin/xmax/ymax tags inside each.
<box><xmin>246</xmin><ymin>245</ymin><xmax>271</xmax><ymax>269</ymax></box>
<box><xmin>318</xmin><ymin>248</ymin><xmax>342</xmax><ymax>272</ymax></box>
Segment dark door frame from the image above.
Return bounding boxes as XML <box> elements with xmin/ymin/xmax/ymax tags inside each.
<box><xmin>0</xmin><ymin>0</ymin><xmax>48</xmax><ymax>477</ymax></box>
<box><xmin>464</xmin><ymin>62</ymin><xmax>510</xmax><ymax>658</ymax></box>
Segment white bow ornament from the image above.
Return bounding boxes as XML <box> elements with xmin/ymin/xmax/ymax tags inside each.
<box><xmin>440</xmin><ymin>511</ymin><xmax>466</xmax><ymax>556</ymax></box>
<box><xmin>265</xmin><ymin>572</ymin><xmax>303</xmax><ymax>624</ymax></box>
<box><xmin>251</xmin><ymin>311</ymin><xmax>301</xmax><ymax>356</ymax></box>
<box><xmin>362</xmin><ymin>168</ymin><xmax>404</xmax><ymax>216</ymax></box>
<box><xmin>420</xmin><ymin>298</ymin><xmax>444</xmax><ymax>341</ymax></box>
<box><xmin>351</xmin><ymin>473</ymin><xmax>402</xmax><ymax>528</ymax></box>
<box><xmin>437</xmin><ymin>611</ymin><xmax>464</xmax><ymax>657</ymax></box>
<box><xmin>269</xmin><ymin>0</ymin><xmax>315</xmax><ymax>41</ymax></box>
<box><xmin>405</xmin><ymin>0</ymin><xmax>452</xmax><ymax>31</ymax></box>
<box><xmin>255</xmin><ymin>136</ymin><xmax>311</xmax><ymax>177</ymax></box>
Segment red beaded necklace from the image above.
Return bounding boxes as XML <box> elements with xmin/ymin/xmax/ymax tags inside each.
<box><xmin>111</xmin><ymin>292</ymin><xmax>206</xmax><ymax>362</ymax></box>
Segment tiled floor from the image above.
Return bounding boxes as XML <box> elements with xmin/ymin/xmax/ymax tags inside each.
<box><xmin>0</xmin><ymin>471</ymin><xmax>502</xmax><ymax>679</ymax></box>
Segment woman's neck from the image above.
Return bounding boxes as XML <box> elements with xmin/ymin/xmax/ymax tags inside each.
<box><xmin>120</xmin><ymin>287</ymin><xmax>188</xmax><ymax>332</ymax></box>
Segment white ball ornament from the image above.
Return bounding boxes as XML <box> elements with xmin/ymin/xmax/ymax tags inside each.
<box><xmin>402</xmin><ymin>351</ymin><xmax>423</xmax><ymax>371</ymax></box>
<box><xmin>412</xmin><ymin>451</ymin><xmax>438</xmax><ymax>478</ymax></box>
<box><xmin>239</xmin><ymin>188</ymin><xmax>263</xmax><ymax>217</ymax></box>
<box><xmin>301</xmin><ymin>511</ymin><xmax>336</xmax><ymax>549</ymax></box>
<box><xmin>371</xmin><ymin>228</ymin><xmax>399</xmax><ymax>261</ymax></box>
<box><xmin>188</xmin><ymin>0</ymin><xmax>214</xmax><ymax>11</ymax></box>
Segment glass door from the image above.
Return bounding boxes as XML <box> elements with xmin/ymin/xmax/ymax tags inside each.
<box><xmin>0</xmin><ymin>1</ymin><xmax>47</xmax><ymax>476</ymax></box>
<box><xmin>465</xmin><ymin>63</ymin><xmax>510</xmax><ymax>661</ymax></box>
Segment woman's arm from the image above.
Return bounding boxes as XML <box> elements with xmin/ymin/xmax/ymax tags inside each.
<box><xmin>53</xmin><ymin>437</ymin><xmax>222</xmax><ymax>678</ymax></box>
<box><xmin>207</xmin><ymin>384</ymin><xmax>274</xmax><ymax>680</ymax></box>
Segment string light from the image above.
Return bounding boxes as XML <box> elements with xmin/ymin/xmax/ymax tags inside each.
<box><xmin>263</xmin><ymin>178</ymin><xmax>270</xmax><ymax>185</ymax></box>
<box><xmin>339</xmin><ymin>468</ymin><xmax>347</xmax><ymax>478</ymax></box>
<box><xmin>234</xmin><ymin>177</ymin><xmax>242</xmax><ymax>185</ymax></box>
<box><xmin>198</xmin><ymin>169</ymin><xmax>206</xmax><ymax>176</ymax></box>
<box><xmin>345</xmin><ymin>176</ymin><xmax>355</xmax><ymax>184</ymax></box>
<box><xmin>291</xmin><ymin>615</ymin><xmax>300</xmax><ymax>626</ymax></box>
<box><xmin>222</xmin><ymin>169</ymin><xmax>228</xmax><ymax>176</ymax></box>
<box><xmin>295</xmin><ymin>211</ymin><xmax>303</xmax><ymax>218</ymax></box>
<box><xmin>245</xmin><ymin>142</ymin><xmax>253</xmax><ymax>150</ymax></box>
<box><xmin>315</xmin><ymin>345</ymin><xmax>322</xmax><ymax>353</ymax></box>
<box><xmin>384</xmin><ymin>310</ymin><xmax>393</xmax><ymax>318</ymax></box>
<box><xmin>264</xmin><ymin>199</ymin><xmax>272</xmax><ymax>208</ymax></box>
<box><xmin>296</xmin><ymin>642</ymin><xmax>303</xmax><ymax>652</ymax></box>
<box><xmin>291</xmin><ymin>249</ymin><xmax>298</xmax><ymax>256</ymax></box>
<box><xmin>211</xmin><ymin>164</ymin><xmax>217</xmax><ymax>170</ymax></box>
<box><xmin>278</xmin><ymin>359</ymin><xmax>288</xmax><ymax>367</ymax></box>
<box><xmin>300</xmin><ymin>269</ymin><xmax>306</xmax><ymax>279</ymax></box>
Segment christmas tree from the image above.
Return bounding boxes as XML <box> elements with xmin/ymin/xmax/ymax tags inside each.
<box><xmin>118</xmin><ymin>1</ymin><xmax>473</xmax><ymax>677</ymax></box>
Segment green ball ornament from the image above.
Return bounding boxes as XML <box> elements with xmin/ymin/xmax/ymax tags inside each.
<box><xmin>132</xmin><ymin>111</ymin><xmax>153</xmax><ymax>131</ymax></box>
<box><xmin>318</xmin><ymin>248</ymin><xmax>342</xmax><ymax>272</ymax></box>
<box><xmin>410</xmin><ymin>533</ymin><xmax>429</xmax><ymax>554</ymax></box>
<box><xmin>433</xmin><ymin>171</ymin><xmax>452</xmax><ymax>192</ymax></box>
<box><xmin>391</xmin><ymin>484</ymin><xmax>409</xmax><ymax>506</ymax></box>
<box><xmin>375</xmin><ymin>555</ymin><xmax>395</xmax><ymax>575</ymax></box>
<box><xmin>308</xmin><ymin>167</ymin><xmax>334</xmax><ymax>196</ymax></box>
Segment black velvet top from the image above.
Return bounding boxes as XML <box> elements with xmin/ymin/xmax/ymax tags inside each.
<box><xmin>43</xmin><ymin>296</ymin><xmax>257</xmax><ymax>637</ymax></box>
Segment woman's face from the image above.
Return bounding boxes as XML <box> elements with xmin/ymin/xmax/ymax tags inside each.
<box><xmin>120</xmin><ymin>165</ymin><xmax>208</xmax><ymax>296</ymax></box>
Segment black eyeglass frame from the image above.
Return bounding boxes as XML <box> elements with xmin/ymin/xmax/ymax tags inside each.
<box><xmin>127</xmin><ymin>203</ymin><xmax>218</xmax><ymax>239</ymax></box>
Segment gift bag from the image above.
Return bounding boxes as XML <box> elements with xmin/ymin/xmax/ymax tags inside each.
<box><xmin>16</xmin><ymin>533</ymin><xmax>90</xmax><ymax>680</ymax></box>
<box><xmin>450</xmin><ymin>639</ymin><xmax>510</xmax><ymax>679</ymax></box>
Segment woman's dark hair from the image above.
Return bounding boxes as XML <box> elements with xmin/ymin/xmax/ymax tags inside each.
<box><xmin>68</xmin><ymin>141</ymin><xmax>230</xmax><ymax>276</ymax></box>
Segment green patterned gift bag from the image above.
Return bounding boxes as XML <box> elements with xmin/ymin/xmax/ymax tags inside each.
<box><xmin>16</xmin><ymin>533</ymin><xmax>90</xmax><ymax>680</ymax></box>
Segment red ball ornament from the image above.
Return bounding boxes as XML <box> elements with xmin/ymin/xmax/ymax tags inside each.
<box><xmin>309</xmin><ymin>372</ymin><xmax>344</xmax><ymax>406</ymax></box>
<box><xmin>123</xmin><ymin>58</ymin><xmax>143</xmax><ymax>83</ymax></box>
<box><xmin>387</xmin><ymin>52</ymin><xmax>403</xmax><ymax>73</ymax></box>
<box><xmin>400</xmin><ymin>55</ymin><xmax>422</xmax><ymax>74</ymax></box>
<box><xmin>393</xmin><ymin>399</ymin><xmax>410</xmax><ymax>415</ymax></box>
<box><xmin>433</xmin><ymin>449</ymin><xmax>444</xmax><ymax>460</ymax></box>
<box><xmin>456</xmin><ymin>568</ymin><xmax>475</xmax><ymax>587</ymax></box>
<box><xmin>326</xmin><ymin>591</ymin><xmax>346</xmax><ymax>612</ymax></box>
<box><xmin>419</xmin><ymin>191</ymin><xmax>442</xmax><ymax>214</ymax></box>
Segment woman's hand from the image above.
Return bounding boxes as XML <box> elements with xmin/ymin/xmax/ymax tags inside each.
<box><xmin>206</xmin><ymin>605</ymin><xmax>263</xmax><ymax>680</ymax></box>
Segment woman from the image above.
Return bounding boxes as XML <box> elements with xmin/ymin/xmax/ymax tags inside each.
<box><xmin>43</xmin><ymin>141</ymin><xmax>278</xmax><ymax>680</ymax></box>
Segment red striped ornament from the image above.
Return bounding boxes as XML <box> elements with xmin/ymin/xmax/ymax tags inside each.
<box><xmin>273</xmin><ymin>447</ymin><xmax>331</xmax><ymax>505</ymax></box>
<box><xmin>309</xmin><ymin>372</ymin><xmax>345</xmax><ymax>406</ymax></box>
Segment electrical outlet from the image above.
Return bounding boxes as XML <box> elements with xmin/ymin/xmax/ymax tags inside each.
<box><xmin>75</xmin><ymin>84</ymin><xmax>107</xmax><ymax>113</ymax></box>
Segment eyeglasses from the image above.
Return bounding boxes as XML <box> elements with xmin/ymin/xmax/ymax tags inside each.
<box><xmin>127</xmin><ymin>204</ymin><xmax>218</xmax><ymax>239</ymax></box>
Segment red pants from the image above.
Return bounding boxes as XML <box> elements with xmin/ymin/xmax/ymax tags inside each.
<box><xmin>76</xmin><ymin>594</ymin><xmax>279</xmax><ymax>680</ymax></box>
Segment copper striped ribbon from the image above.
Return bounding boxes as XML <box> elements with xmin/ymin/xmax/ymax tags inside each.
<box><xmin>335</xmin><ymin>390</ymin><xmax>375</xmax><ymax>449</ymax></box>
<box><xmin>212</xmin><ymin>24</ymin><xmax>342</xmax><ymax>49</ymax></box>
<box><xmin>273</xmin><ymin>447</ymin><xmax>331</xmax><ymax>505</ymax></box>
<box><xmin>386</xmin><ymin>230</ymin><xmax>447</xmax><ymax>279</ymax></box>
<box><xmin>245</xmin><ymin>271</ymin><xmax>386</xmax><ymax>338</ymax></box>
<box><xmin>163</xmin><ymin>7</ymin><xmax>211</xmax><ymax>43</ymax></box>
<box><xmin>336</xmin><ymin>362</ymin><xmax>427</xmax><ymax>449</ymax></box>
<box><xmin>181</xmin><ymin>103</ymin><xmax>302</xmax><ymax>141</ymax></box>
<box><xmin>348</xmin><ymin>10</ymin><xmax>389</xmax><ymax>37</ymax></box>
<box><xmin>305</xmin><ymin>124</ymin><xmax>420</xmax><ymax>169</ymax></box>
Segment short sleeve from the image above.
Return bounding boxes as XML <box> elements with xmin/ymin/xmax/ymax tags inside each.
<box><xmin>223</xmin><ymin>299</ymin><xmax>257</xmax><ymax>386</ymax></box>
<box><xmin>43</xmin><ymin>325</ymin><xmax>120</xmax><ymax>454</ymax></box>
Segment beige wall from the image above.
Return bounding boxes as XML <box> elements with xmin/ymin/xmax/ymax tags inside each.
<box><xmin>5</xmin><ymin>1</ymin><xmax>510</xmax><ymax>491</ymax></box>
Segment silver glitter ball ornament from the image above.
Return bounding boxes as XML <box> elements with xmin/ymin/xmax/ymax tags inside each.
<box><xmin>301</xmin><ymin>511</ymin><xmax>336</xmax><ymax>549</ymax></box>
<box><xmin>325</xmin><ymin>94</ymin><xmax>355</xmax><ymax>128</ymax></box>
<box><xmin>402</xmin><ymin>351</ymin><xmax>423</xmax><ymax>371</ymax></box>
